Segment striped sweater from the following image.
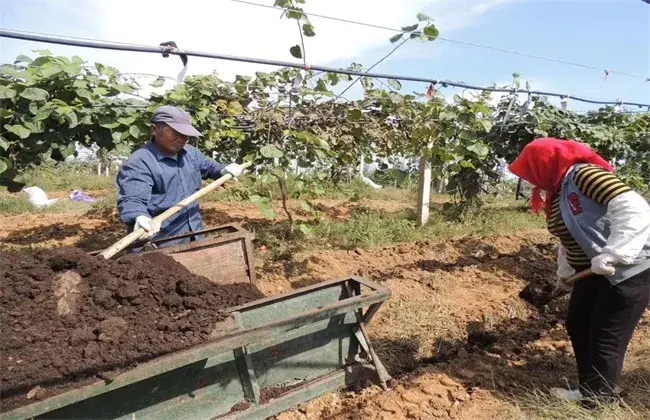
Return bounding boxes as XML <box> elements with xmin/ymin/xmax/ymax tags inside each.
<box><xmin>547</xmin><ymin>164</ymin><xmax>632</xmax><ymax>269</ymax></box>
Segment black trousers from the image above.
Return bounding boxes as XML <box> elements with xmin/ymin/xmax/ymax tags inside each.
<box><xmin>566</xmin><ymin>269</ymin><xmax>650</xmax><ymax>398</ymax></box>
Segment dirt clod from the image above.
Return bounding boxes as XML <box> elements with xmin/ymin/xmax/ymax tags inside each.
<box><xmin>457</xmin><ymin>348</ymin><xmax>469</xmax><ymax>359</ymax></box>
<box><xmin>26</xmin><ymin>386</ymin><xmax>45</xmax><ymax>400</ymax></box>
<box><xmin>97</xmin><ymin>317</ymin><xmax>128</xmax><ymax>342</ymax></box>
<box><xmin>52</xmin><ymin>270</ymin><xmax>83</xmax><ymax>316</ymax></box>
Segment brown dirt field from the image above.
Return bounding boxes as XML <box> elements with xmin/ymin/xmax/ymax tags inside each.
<box><xmin>1</xmin><ymin>199</ymin><xmax>649</xmax><ymax>419</ymax></box>
<box><xmin>258</xmin><ymin>233</ymin><xmax>650</xmax><ymax>419</ymax></box>
<box><xmin>0</xmin><ymin>248</ymin><xmax>263</xmax><ymax>413</ymax></box>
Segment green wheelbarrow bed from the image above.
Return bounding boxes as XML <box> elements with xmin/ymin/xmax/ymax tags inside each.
<box><xmin>1</xmin><ymin>276</ymin><xmax>391</xmax><ymax>420</ymax></box>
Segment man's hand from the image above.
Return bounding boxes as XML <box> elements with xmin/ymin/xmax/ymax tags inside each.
<box><xmin>135</xmin><ymin>215</ymin><xmax>160</xmax><ymax>240</ymax></box>
<box><xmin>221</xmin><ymin>163</ymin><xmax>244</xmax><ymax>179</ymax></box>
<box><xmin>591</xmin><ymin>253</ymin><xmax>616</xmax><ymax>276</ymax></box>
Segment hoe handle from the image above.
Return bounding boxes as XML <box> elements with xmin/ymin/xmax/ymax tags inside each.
<box><xmin>550</xmin><ymin>268</ymin><xmax>593</xmax><ymax>298</ymax></box>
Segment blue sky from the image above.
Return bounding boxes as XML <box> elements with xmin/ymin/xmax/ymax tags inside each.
<box><xmin>1</xmin><ymin>0</ymin><xmax>648</xmax><ymax>112</ymax></box>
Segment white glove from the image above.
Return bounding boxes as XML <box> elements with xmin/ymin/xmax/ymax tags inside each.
<box><xmin>221</xmin><ymin>163</ymin><xmax>244</xmax><ymax>179</ymax></box>
<box><xmin>591</xmin><ymin>253</ymin><xmax>616</xmax><ymax>276</ymax></box>
<box><xmin>135</xmin><ymin>215</ymin><xmax>160</xmax><ymax>240</ymax></box>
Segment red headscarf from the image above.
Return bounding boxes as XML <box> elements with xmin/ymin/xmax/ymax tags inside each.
<box><xmin>508</xmin><ymin>137</ymin><xmax>613</xmax><ymax>218</ymax></box>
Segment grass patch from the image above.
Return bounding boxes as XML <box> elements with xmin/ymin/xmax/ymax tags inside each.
<box><xmin>503</xmin><ymin>387</ymin><xmax>650</xmax><ymax>420</ymax></box>
<box><xmin>0</xmin><ymin>164</ymin><xmax>114</xmax><ymax>194</ymax></box>
<box><xmin>0</xmin><ymin>194</ymin><xmax>95</xmax><ymax>215</ymax></box>
<box><xmin>311</xmin><ymin>200</ymin><xmax>544</xmax><ymax>249</ymax></box>
<box><xmin>201</xmin><ymin>176</ymin><xmax>415</xmax><ymax>204</ymax></box>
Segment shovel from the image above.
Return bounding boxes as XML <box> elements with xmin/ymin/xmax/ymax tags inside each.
<box><xmin>99</xmin><ymin>162</ymin><xmax>251</xmax><ymax>260</ymax></box>
<box><xmin>519</xmin><ymin>268</ymin><xmax>593</xmax><ymax>308</ymax></box>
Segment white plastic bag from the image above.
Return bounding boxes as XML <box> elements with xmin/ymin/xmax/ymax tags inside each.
<box><xmin>23</xmin><ymin>186</ymin><xmax>59</xmax><ymax>208</ymax></box>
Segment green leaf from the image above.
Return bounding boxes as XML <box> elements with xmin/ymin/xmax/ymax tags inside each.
<box><xmin>65</xmin><ymin>112</ymin><xmax>78</xmax><ymax>128</ymax></box>
<box><xmin>28</xmin><ymin>101</ymin><xmax>39</xmax><ymax>115</ymax></box>
<box><xmin>317</xmin><ymin>138</ymin><xmax>330</xmax><ymax>150</ymax></box>
<box><xmin>113</xmin><ymin>84</ymin><xmax>135</xmax><ymax>94</ymax></box>
<box><xmin>63</xmin><ymin>62</ymin><xmax>82</xmax><ymax>76</ymax></box>
<box><xmin>129</xmin><ymin>125</ymin><xmax>141</xmax><ymax>138</ymax></box>
<box><xmin>401</xmin><ymin>24</ymin><xmax>419</xmax><ymax>32</ymax></box>
<box><xmin>0</xmin><ymin>109</ymin><xmax>14</xmax><ymax>119</ymax></box>
<box><xmin>80</xmin><ymin>114</ymin><xmax>93</xmax><ymax>125</ymax></box>
<box><xmin>298</xmin><ymin>223</ymin><xmax>313</xmax><ymax>235</ymax></box>
<box><xmin>33</xmin><ymin>49</ymin><xmax>53</xmax><ymax>56</ymax></box>
<box><xmin>302</xmin><ymin>23</ymin><xmax>315</xmax><ymax>37</ymax></box>
<box><xmin>290</xmin><ymin>45</ymin><xmax>303</xmax><ymax>59</ymax></box>
<box><xmin>260</xmin><ymin>144</ymin><xmax>284</xmax><ymax>159</ymax></box>
<box><xmin>117</xmin><ymin>116</ymin><xmax>136</xmax><ymax>125</ymax></box>
<box><xmin>4</xmin><ymin>124</ymin><xmax>31</xmax><ymax>139</ymax></box>
<box><xmin>76</xmin><ymin>89</ymin><xmax>93</xmax><ymax>101</ymax></box>
<box><xmin>15</xmin><ymin>54</ymin><xmax>33</xmax><ymax>64</ymax></box>
<box><xmin>326</xmin><ymin>73</ymin><xmax>340</xmax><ymax>86</ymax></box>
<box><xmin>0</xmin><ymin>159</ymin><xmax>7</xmax><ymax>174</ymax></box>
<box><xmin>0</xmin><ymin>85</ymin><xmax>17</xmax><ymax>99</ymax></box>
<box><xmin>459</xmin><ymin>160</ymin><xmax>475</xmax><ymax>169</ymax></box>
<box><xmin>260</xmin><ymin>205</ymin><xmax>277</xmax><ymax>218</ymax></box>
<box><xmin>388</xmin><ymin>79</ymin><xmax>402</xmax><ymax>90</ymax></box>
<box><xmin>34</xmin><ymin>106</ymin><xmax>54</xmax><ymax>121</ymax></box>
<box><xmin>422</xmin><ymin>24</ymin><xmax>439</xmax><ymax>40</ymax></box>
<box><xmin>0</xmin><ymin>136</ymin><xmax>9</xmax><ymax>151</ymax></box>
<box><xmin>19</xmin><ymin>87</ymin><xmax>49</xmax><ymax>101</ymax></box>
<box><xmin>99</xmin><ymin>116</ymin><xmax>120</xmax><ymax>129</ymax></box>
<box><xmin>92</xmin><ymin>87</ymin><xmax>109</xmax><ymax>96</ymax></box>
<box><xmin>466</xmin><ymin>142</ymin><xmax>490</xmax><ymax>158</ymax></box>
<box><xmin>480</xmin><ymin>119</ymin><xmax>494</xmax><ymax>132</ymax></box>
<box><xmin>150</xmin><ymin>76</ymin><xmax>166</xmax><ymax>88</ymax></box>
<box><xmin>57</xmin><ymin>142</ymin><xmax>76</xmax><ymax>159</ymax></box>
<box><xmin>112</xmin><ymin>131</ymin><xmax>125</xmax><ymax>143</ymax></box>
<box><xmin>389</xmin><ymin>33</ymin><xmax>404</xmax><ymax>43</ymax></box>
<box><xmin>301</xmin><ymin>201</ymin><xmax>313</xmax><ymax>211</ymax></box>
<box><xmin>38</xmin><ymin>64</ymin><xmax>63</xmax><ymax>78</ymax></box>
<box><xmin>417</xmin><ymin>12</ymin><xmax>432</xmax><ymax>21</ymax></box>
<box><xmin>347</xmin><ymin>108</ymin><xmax>362</xmax><ymax>121</ymax></box>
<box><xmin>73</xmin><ymin>79</ymin><xmax>88</xmax><ymax>89</ymax></box>
<box><xmin>23</xmin><ymin>119</ymin><xmax>45</xmax><ymax>133</ymax></box>
<box><xmin>203</xmin><ymin>139</ymin><xmax>215</xmax><ymax>150</ymax></box>
<box><xmin>243</xmin><ymin>152</ymin><xmax>258</xmax><ymax>163</ymax></box>
<box><xmin>268</xmin><ymin>167</ymin><xmax>285</xmax><ymax>179</ymax></box>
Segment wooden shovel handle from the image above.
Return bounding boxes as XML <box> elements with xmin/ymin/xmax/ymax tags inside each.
<box><xmin>549</xmin><ymin>268</ymin><xmax>593</xmax><ymax>299</ymax></box>
<box><xmin>99</xmin><ymin>161</ymin><xmax>252</xmax><ymax>260</ymax></box>
<box><xmin>564</xmin><ymin>268</ymin><xmax>593</xmax><ymax>286</ymax></box>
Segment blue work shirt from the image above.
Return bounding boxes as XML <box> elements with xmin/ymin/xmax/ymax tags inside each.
<box><xmin>116</xmin><ymin>140</ymin><xmax>226</xmax><ymax>248</ymax></box>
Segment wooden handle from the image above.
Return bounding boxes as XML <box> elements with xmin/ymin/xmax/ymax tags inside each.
<box><xmin>549</xmin><ymin>268</ymin><xmax>593</xmax><ymax>298</ymax></box>
<box><xmin>99</xmin><ymin>161</ymin><xmax>252</xmax><ymax>259</ymax></box>
<box><xmin>565</xmin><ymin>268</ymin><xmax>593</xmax><ymax>285</ymax></box>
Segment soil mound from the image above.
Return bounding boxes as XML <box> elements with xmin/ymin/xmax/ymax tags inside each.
<box><xmin>0</xmin><ymin>247</ymin><xmax>264</xmax><ymax>412</ymax></box>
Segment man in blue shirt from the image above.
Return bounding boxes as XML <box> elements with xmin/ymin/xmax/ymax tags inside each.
<box><xmin>116</xmin><ymin>105</ymin><xmax>243</xmax><ymax>247</ymax></box>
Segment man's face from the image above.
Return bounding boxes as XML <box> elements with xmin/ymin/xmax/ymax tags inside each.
<box><xmin>151</xmin><ymin>123</ymin><xmax>187</xmax><ymax>156</ymax></box>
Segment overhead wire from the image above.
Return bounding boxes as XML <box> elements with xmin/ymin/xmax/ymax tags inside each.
<box><xmin>335</xmin><ymin>36</ymin><xmax>410</xmax><ymax>100</ymax></box>
<box><xmin>1</xmin><ymin>28</ymin><xmax>648</xmax><ymax>108</ymax></box>
<box><xmin>229</xmin><ymin>0</ymin><xmax>650</xmax><ymax>82</ymax></box>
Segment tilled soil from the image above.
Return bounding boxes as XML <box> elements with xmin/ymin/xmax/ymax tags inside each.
<box><xmin>0</xmin><ymin>247</ymin><xmax>264</xmax><ymax>412</ymax></box>
<box><xmin>260</xmin><ymin>232</ymin><xmax>650</xmax><ymax>419</ymax></box>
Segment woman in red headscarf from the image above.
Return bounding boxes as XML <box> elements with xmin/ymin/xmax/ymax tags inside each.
<box><xmin>509</xmin><ymin>137</ymin><xmax>650</xmax><ymax>405</ymax></box>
